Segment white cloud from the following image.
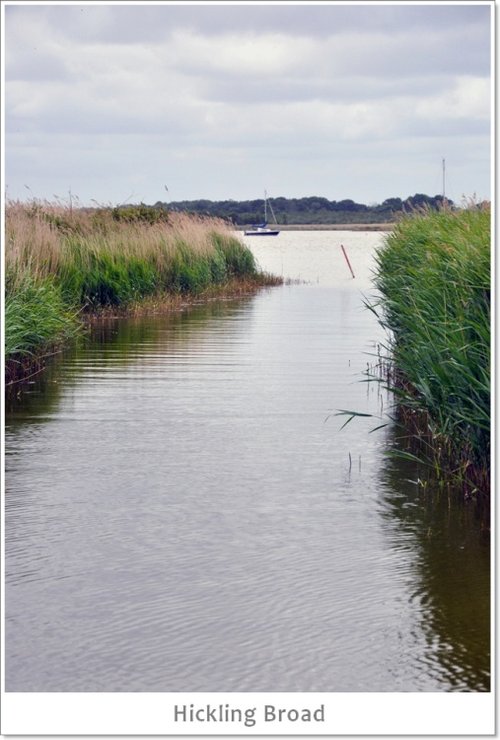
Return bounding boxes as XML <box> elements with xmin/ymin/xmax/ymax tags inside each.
<box><xmin>168</xmin><ymin>30</ymin><xmax>315</xmax><ymax>78</ymax></box>
<box><xmin>415</xmin><ymin>76</ymin><xmax>490</xmax><ymax>121</ymax></box>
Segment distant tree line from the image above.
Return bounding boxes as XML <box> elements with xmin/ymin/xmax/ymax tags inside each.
<box><xmin>152</xmin><ymin>193</ymin><xmax>452</xmax><ymax>225</ymax></box>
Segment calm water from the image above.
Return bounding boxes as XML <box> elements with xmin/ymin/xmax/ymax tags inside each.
<box><xmin>5</xmin><ymin>231</ymin><xmax>490</xmax><ymax>692</ymax></box>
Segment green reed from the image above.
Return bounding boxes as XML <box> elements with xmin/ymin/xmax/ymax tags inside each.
<box><xmin>5</xmin><ymin>274</ymin><xmax>79</xmax><ymax>360</ymax></box>
<box><xmin>373</xmin><ymin>205</ymin><xmax>490</xmax><ymax>494</ymax></box>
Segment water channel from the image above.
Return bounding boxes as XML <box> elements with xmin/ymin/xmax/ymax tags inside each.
<box><xmin>5</xmin><ymin>231</ymin><xmax>490</xmax><ymax>692</ymax></box>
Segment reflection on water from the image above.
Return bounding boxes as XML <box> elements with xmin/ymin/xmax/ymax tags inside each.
<box><xmin>379</xmin><ymin>449</ymin><xmax>490</xmax><ymax>691</ymax></box>
<box><xmin>5</xmin><ymin>232</ymin><xmax>490</xmax><ymax>692</ymax></box>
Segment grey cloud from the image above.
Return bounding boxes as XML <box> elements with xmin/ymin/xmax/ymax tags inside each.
<box><xmin>6</xmin><ymin>3</ymin><xmax>490</xmax><ymax>44</ymax></box>
<box><xmin>403</xmin><ymin>117</ymin><xmax>490</xmax><ymax>140</ymax></box>
<box><xmin>163</xmin><ymin>25</ymin><xmax>489</xmax><ymax>89</ymax></box>
<box><xmin>7</xmin><ymin>102</ymin><xmax>202</xmax><ymax>138</ymax></box>
<box><xmin>7</xmin><ymin>48</ymin><xmax>70</xmax><ymax>82</ymax></box>
<box><xmin>4</xmin><ymin>2</ymin><xmax>491</xmax><ymax>205</ymax></box>
<box><xmin>6</xmin><ymin>4</ymin><xmax>490</xmax><ymax>92</ymax></box>
<box><xmin>200</xmin><ymin>75</ymin><xmax>455</xmax><ymax>106</ymax></box>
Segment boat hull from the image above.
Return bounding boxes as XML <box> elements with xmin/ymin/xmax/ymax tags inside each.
<box><xmin>244</xmin><ymin>229</ymin><xmax>280</xmax><ymax>236</ymax></box>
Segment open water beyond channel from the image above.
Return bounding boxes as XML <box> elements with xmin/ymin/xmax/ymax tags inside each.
<box><xmin>5</xmin><ymin>231</ymin><xmax>489</xmax><ymax>692</ymax></box>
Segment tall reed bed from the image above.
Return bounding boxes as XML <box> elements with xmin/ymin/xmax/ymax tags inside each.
<box><xmin>5</xmin><ymin>201</ymin><xmax>273</xmax><ymax>378</ymax></box>
<box><xmin>373</xmin><ymin>205</ymin><xmax>490</xmax><ymax>497</ymax></box>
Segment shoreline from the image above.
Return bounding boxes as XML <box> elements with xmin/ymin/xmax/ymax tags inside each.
<box><xmin>240</xmin><ymin>223</ymin><xmax>393</xmax><ymax>232</ymax></box>
<box><xmin>6</xmin><ymin>203</ymin><xmax>279</xmax><ymax>387</ymax></box>
<box><xmin>5</xmin><ymin>274</ymin><xmax>282</xmax><ymax>388</ymax></box>
<box><xmin>85</xmin><ymin>274</ymin><xmax>282</xmax><ymax>321</ymax></box>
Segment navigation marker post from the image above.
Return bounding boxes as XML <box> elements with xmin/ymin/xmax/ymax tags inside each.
<box><xmin>341</xmin><ymin>244</ymin><xmax>355</xmax><ymax>278</ymax></box>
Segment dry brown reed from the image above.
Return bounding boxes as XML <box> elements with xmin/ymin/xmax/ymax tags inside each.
<box><xmin>5</xmin><ymin>201</ymin><xmax>239</xmax><ymax>283</ymax></box>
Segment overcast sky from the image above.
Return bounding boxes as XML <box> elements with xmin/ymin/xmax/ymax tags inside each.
<box><xmin>4</xmin><ymin>2</ymin><xmax>492</xmax><ymax>206</ymax></box>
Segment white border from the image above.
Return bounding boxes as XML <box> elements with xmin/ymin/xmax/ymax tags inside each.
<box><xmin>0</xmin><ymin>692</ymin><xmax>495</xmax><ymax>735</ymax></box>
<box><xmin>1</xmin><ymin>1</ymin><xmax>495</xmax><ymax>736</ymax></box>
<box><xmin>1</xmin><ymin>0</ymin><xmax>7</xmax><ymax>728</ymax></box>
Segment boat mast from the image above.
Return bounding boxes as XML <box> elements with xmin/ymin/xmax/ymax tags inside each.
<box><xmin>264</xmin><ymin>189</ymin><xmax>268</xmax><ymax>223</ymax></box>
<box><xmin>442</xmin><ymin>158</ymin><xmax>446</xmax><ymax>199</ymax></box>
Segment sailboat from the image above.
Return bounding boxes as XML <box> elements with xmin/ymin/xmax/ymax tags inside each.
<box><xmin>244</xmin><ymin>191</ymin><xmax>280</xmax><ymax>236</ymax></box>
